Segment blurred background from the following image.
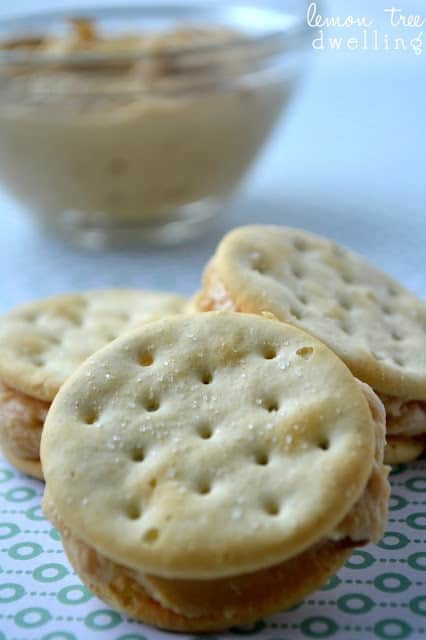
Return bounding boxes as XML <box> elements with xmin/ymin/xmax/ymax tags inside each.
<box><xmin>0</xmin><ymin>0</ymin><xmax>424</xmax><ymax>311</ymax></box>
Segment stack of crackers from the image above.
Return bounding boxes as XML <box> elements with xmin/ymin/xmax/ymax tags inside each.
<box><xmin>1</xmin><ymin>225</ymin><xmax>425</xmax><ymax>632</ymax></box>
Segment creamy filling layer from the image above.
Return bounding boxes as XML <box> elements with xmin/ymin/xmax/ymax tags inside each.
<box><xmin>384</xmin><ymin>435</ymin><xmax>425</xmax><ymax>465</ymax></box>
<box><xmin>379</xmin><ymin>393</ymin><xmax>426</xmax><ymax>437</ymax></box>
<box><xmin>330</xmin><ymin>380</ymin><xmax>389</xmax><ymax>542</ymax></box>
<box><xmin>44</xmin><ymin>492</ymin><xmax>357</xmax><ymax>620</ymax></box>
<box><xmin>0</xmin><ymin>381</ymin><xmax>48</xmax><ymax>461</ymax></box>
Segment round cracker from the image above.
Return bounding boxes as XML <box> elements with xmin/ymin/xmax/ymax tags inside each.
<box><xmin>197</xmin><ymin>226</ymin><xmax>426</xmax><ymax>400</ymax></box>
<box><xmin>1</xmin><ymin>447</ymin><xmax>43</xmax><ymax>480</ymax></box>
<box><xmin>41</xmin><ymin>312</ymin><xmax>375</xmax><ymax>579</ymax></box>
<box><xmin>0</xmin><ymin>290</ymin><xmax>186</xmax><ymax>402</ymax></box>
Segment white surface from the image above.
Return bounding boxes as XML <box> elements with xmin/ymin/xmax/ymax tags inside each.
<box><xmin>0</xmin><ymin>1</ymin><xmax>425</xmax><ymax>311</ymax></box>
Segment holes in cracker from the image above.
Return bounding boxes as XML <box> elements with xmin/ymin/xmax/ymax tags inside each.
<box><xmin>138</xmin><ymin>351</ymin><xmax>154</xmax><ymax>367</ymax></box>
<box><xmin>296</xmin><ymin>346</ymin><xmax>314</xmax><ymax>360</ymax></box>
<box><xmin>365</xmin><ymin>291</ymin><xmax>378</xmax><ymax>304</ymax></box>
<box><xmin>125</xmin><ymin>501</ymin><xmax>141</xmax><ymax>520</ymax></box>
<box><xmin>20</xmin><ymin>339</ymin><xmax>47</xmax><ymax>366</ymax></box>
<box><xmin>30</xmin><ymin>353</ymin><xmax>46</xmax><ymax>367</ymax></box>
<box><xmin>23</xmin><ymin>311</ymin><xmax>37</xmax><ymax>323</ymax></box>
<box><xmin>339</xmin><ymin>296</ymin><xmax>352</xmax><ymax>311</ymax></box>
<box><xmin>259</xmin><ymin>398</ymin><xmax>279</xmax><ymax>413</ymax></box>
<box><xmin>197</xmin><ymin>423</ymin><xmax>213</xmax><ymax>440</ymax></box>
<box><xmin>387</xmin><ymin>285</ymin><xmax>399</xmax><ymax>298</ymax></box>
<box><xmin>381</xmin><ymin>303</ymin><xmax>393</xmax><ymax>316</ymax></box>
<box><xmin>84</xmin><ymin>407</ymin><xmax>98</xmax><ymax>426</ymax></box>
<box><xmin>293</xmin><ymin>238</ymin><xmax>308</xmax><ymax>252</ymax></box>
<box><xmin>297</xmin><ymin>293</ymin><xmax>308</xmax><ymax>305</ymax></box>
<box><xmin>290</xmin><ymin>307</ymin><xmax>302</xmax><ymax>321</ymax></box>
<box><xmin>143</xmin><ymin>396</ymin><xmax>160</xmax><ymax>412</ymax></box>
<box><xmin>341</xmin><ymin>272</ymin><xmax>354</xmax><ymax>284</ymax></box>
<box><xmin>339</xmin><ymin>318</ymin><xmax>354</xmax><ymax>335</ymax></box>
<box><xmin>65</xmin><ymin>311</ymin><xmax>83</xmax><ymax>327</ymax></box>
<box><xmin>255</xmin><ymin>450</ymin><xmax>269</xmax><ymax>466</ymax></box>
<box><xmin>267</xmin><ymin>400</ymin><xmax>279</xmax><ymax>413</ymax></box>
<box><xmin>291</xmin><ymin>264</ymin><xmax>303</xmax><ymax>279</ymax></box>
<box><xmin>131</xmin><ymin>447</ymin><xmax>145</xmax><ymax>462</ymax></box>
<box><xmin>200</xmin><ymin>370</ymin><xmax>213</xmax><ymax>385</ymax></box>
<box><xmin>149</xmin><ymin>477</ymin><xmax>157</xmax><ymax>489</ymax></box>
<box><xmin>196</xmin><ymin>477</ymin><xmax>211</xmax><ymax>495</ymax></box>
<box><xmin>391</xmin><ymin>330</ymin><xmax>403</xmax><ymax>342</ymax></box>
<box><xmin>263</xmin><ymin>345</ymin><xmax>277</xmax><ymax>360</ymax></box>
<box><xmin>317</xmin><ymin>437</ymin><xmax>330</xmax><ymax>451</ymax></box>
<box><xmin>143</xmin><ymin>528</ymin><xmax>159</xmax><ymax>543</ymax></box>
<box><xmin>253</xmin><ymin>263</ymin><xmax>267</xmax><ymax>275</ymax></box>
<box><xmin>263</xmin><ymin>498</ymin><xmax>280</xmax><ymax>516</ymax></box>
<box><xmin>393</xmin><ymin>356</ymin><xmax>404</xmax><ymax>367</ymax></box>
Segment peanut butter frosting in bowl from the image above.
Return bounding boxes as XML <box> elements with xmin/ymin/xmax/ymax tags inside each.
<box><xmin>0</xmin><ymin>3</ymin><xmax>310</xmax><ymax>248</ymax></box>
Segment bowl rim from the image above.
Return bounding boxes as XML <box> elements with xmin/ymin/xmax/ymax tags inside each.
<box><xmin>0</xmin><ymin>1</ymin><xmax>312</xmax><ymax>67</ymax></box>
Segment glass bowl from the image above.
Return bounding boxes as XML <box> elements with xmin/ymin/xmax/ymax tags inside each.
<box><xmin>0</xmin><ymin>2</ymin><xmax>310</xmax><ymax>248</ymax></box>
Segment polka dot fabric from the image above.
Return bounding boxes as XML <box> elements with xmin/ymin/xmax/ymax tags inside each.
<box><xmin>0</xmin><ymin>456</ymin><xmax>425</xmax><ymax>639</ymax></box>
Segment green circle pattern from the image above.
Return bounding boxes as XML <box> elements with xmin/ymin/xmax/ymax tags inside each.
<box><xmin>406</xmin><ymin>512</ymin><xmax>426</xmax><ymax>530</ymax></box>
<box><xmin>388</xmin><ymin>494</ymin><xmax>408</xmax><ymax>511</ymax></box>
<box><xmin>85</xmin><ymin>609</ymin><xmax>122</xmax><ymax>630</ymax></box>
<box><xmin>344</xmin><ymin>550</ymin><xmax>375</xmax><ymax>569</ymax></box>
<box><xmin>33</xmin><ymin>563</ymin><xmax>68</xmax><ymax>583</ymax></box>
<box><xmin>337</xmin><ymin>594</ymin><xmax>374</xmax><ymax>614</ymax></box>
<box><xmin>58</xmin><ymin>584</ymin><xmax>92</xmax><ymax>605</ymax></box>
<box><xmin>410</xmin><ymin>595</ymin><xmax>426</xmax><ymax>617</ymax></box>
<box><xmin>0</xmin><ymin>468</ymin><xmax>14</xmax><ymax>483</ymax></box>
<box><xmin>15</xmin><ymin>607</ymin><xmax>51</xmax><ymax>628</ymax></box>
<box><xmin>374</xmin><ymin>619</ymin><xmax>412</xmax><ymax>639</ymax></box>
<box><xmin>408</xmin><ymin>551</ymin><xmax>426</xmax><ymax>571</ymax></box>
<box><xmin>374</xmin><ymin>573</ymin><xmax>411</xmax><ymax>593</ymax></box>
<box><xmin>26</xmin><ymin>504</ymin><xmax>46</xmax><ymax>521</ymax></box>
<box><xmin>0</xmin><ymin>583</ymin><xmax>25</xmax><ymax>603</ymax></box>
<box><xmin>405</xmin><ymin>477</ymin><xmax>426</xmax><ymax>492</ymax></box>
<box><xmin>320</xmin><ymin>575</ymin><xmax>341</xmax><ymax>591</ymax></box>
<box><xmin>300</xmin><ymin>617</ymin><xmax>338</xmax><ymax>638</ymax></box>
<box><xmin>377</xmin><ymin>531</ymin><xmax>409</xmax><ymax>550</ymax></box>
<box><xmin>0</xmin><ymin>522</ymin><xmax>19</xmax><ymax>539</ymax></box>
<box><xmin>4</xmin><ymin>486</ymin><xmax>37</xmax><ymax>502</ymax></box>
<box><xmin>8</xmin><ymin>541</ymin><xmax>43</xmax><ymax>560</ymax></box>
<box><xmin>1</xmin><ymin>458</ymin><xmax>426</xmax><ymax>639</ymax></box>
<box><xmin>50</xmin><ymin>527</ymin><xmax>61</xmax><ymax>541</ymax></box>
